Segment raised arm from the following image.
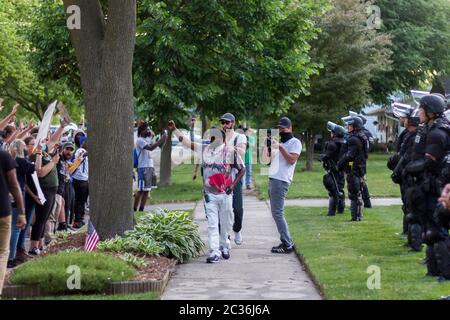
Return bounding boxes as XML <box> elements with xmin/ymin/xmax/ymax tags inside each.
<box><xmin>168</xmin><ymin>120</ymin><xmax>200</xmax><ymax>152</ymax></box>
<box><xmin>0</xmin><ymin>104</ymin><xmax>19</xmax><ymax>130</ymax></box>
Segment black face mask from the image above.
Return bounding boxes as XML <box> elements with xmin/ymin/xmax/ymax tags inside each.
<box><xmin>280</xmin><ymin>132</ymin><xmax>293</xmax><ymax>143</ymax></box>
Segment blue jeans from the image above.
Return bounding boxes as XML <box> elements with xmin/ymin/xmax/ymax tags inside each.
<box><xmin>232</xmin><ymin>179</ymin><xmax>244</xmax><ymax>233</ymax></box>
<box><xmin>245</xmin><ymin>164</ymin><xmax>253</xmax><ymax>187</ymax></box>
<box><xmin>17</xmin><ymin>193</ymin><xmax>35</xmax><ymax>252</ymax></box>
<box><xmin>268</xmin><ymin>178</ymin><xmax>293</xmax><ymax>247</ymax></box>
<box><xmin>8</xmin><ymin>208</ymin><xmax>21</xmax><ymax>261</ymax></box>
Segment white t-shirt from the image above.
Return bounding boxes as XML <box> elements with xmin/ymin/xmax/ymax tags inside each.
<box><xmin>72</xmin><ymin>148</ymin><xmax>89</xmax><ymax>181</ymax></box>
<box><xmin>226</xmin><ymin>131</ymin><xmax>246</xmax><ymax>181</ymax></box>
<box><xmin>269</xmin><ymin>137</ymin><xmax>302</xmax><ymax>184</ymax></box>
<box><xmin>136</xmin><ymin>137</ymin><xmax>154</xmax><ymax>168</ymax></box>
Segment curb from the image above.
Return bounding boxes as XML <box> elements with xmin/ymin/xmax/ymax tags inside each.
<box><xmin>2</xmin><ymin>260</ymin><xmax>177</xmax><ymax>299</ymax></box>
<box><xmin>293</xmin><ymin>248</ymin><xmax>328</xmax><ymax>300</ymax></box>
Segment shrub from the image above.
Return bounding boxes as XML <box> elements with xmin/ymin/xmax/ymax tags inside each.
<box><xmin>98</xmin><ymin>209</ymin><xmax>204</xmax><ymax>263</ymax></box>
<box><xmin>10</xmin><ymin>252</ymin><xmax>135</xmax><ymax>294</ymax></box>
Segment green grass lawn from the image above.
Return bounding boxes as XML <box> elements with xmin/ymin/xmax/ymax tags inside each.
<box><xmin>285</xmin><ymin>205</ymin><xmax>450</xmax><ymax>300</ymax></box>
<box><xmin>254</xmin><ymin>153</ymin><xmax>400</xmax><ymax>200</ymax></box>
<box><xmin>149</xmin><ymin>164</ymin><xmax>203</xmax><ymax>204</ymax></box>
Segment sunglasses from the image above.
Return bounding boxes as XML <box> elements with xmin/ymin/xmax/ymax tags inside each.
<box><xmin>221</xmin><ymin>120</ymin><xmax>231</xmax><ymax>125</ymax></box>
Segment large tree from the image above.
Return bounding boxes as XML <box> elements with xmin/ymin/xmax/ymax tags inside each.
<box><xmin>135</xmin><ymin>0</ymin><xmax>325</xmax><ymax>185</ymax></box>
<box><xmin>370</xmin><ymin>0</ymin><xmax>450</xmax><ymax>102</ymax></box>
<box><xmin>0</xmin><ymin>0</ymin><xmax>81</xmax><ymax>120</ymax></box>
<box><xmin>290</xmin><ymin>0</ymin><xmax>392</xmax><ymax>170</ymax></box>
<box><xmin>62</xmin><ymin>0</ymin><xmax>136</xmax><ymax>238</ymax></box>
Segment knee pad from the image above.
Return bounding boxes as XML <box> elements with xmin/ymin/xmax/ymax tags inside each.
<box><xmin>425</xmin><ymin>228</ymin><xmax>441</xmax><ymax>245</ymax></box>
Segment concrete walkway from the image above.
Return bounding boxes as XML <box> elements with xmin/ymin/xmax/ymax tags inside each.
<box><xmin>161</xmin><ymin>194</ymin><xmax>322</xmax><ymax>300</ymax></box>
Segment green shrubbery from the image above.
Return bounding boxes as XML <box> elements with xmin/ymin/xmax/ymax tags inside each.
<box><xmin>98</xmin><ymin>209</ymin><xmax>204</xmax><ymax>263</ymax></box>
<box><xmin>10</xmin><ymin>252</ymin><xmax>135</xmax><ymax>294</ymax></box>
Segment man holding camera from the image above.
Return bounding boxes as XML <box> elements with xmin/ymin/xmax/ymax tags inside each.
<box><xmin>262</xmin><ymin>117</ymin><xmax>302</xmax><ymax>254</ymax></box>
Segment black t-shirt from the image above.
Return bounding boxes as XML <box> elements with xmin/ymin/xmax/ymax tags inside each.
<box><xmin>0</xmin><ymin>151</ymin><xmax>18</xmax><ymax>217</ymax></box>
<box><xmin>15</xmin><ymin>157</ymin><xmax>35</xmax><ymax>193</ymax></box>
<box><xmin>57</xmin><ymin>160</ymin><xmax>71</xmax><ymax>196</ymax></box>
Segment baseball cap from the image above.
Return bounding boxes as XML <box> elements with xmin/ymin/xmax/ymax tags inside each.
<box><xmin>277</xmin><ymin>117</ymin><xmax>292</xmax><ymax>129</ymax></box>
<box><xmin>63</xmin><ymin>141</ymin><xmax>75</xmax><ymax>150</ymax></box>
<box><xmin>220</xmin><ymin>113</ymin><xmax>235</xmax><ymax>122</ymax></box>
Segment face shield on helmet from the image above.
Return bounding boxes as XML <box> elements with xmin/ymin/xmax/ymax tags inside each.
<box><xmin>341</xmin><ymin>115</ymin><xmax>352</xmax><ymax>126</ymax></box>
<box><xmin>411</xmin><ymin>90</ymin><xmax>430</xmax><ymax>107</ymax></box>
<box><xmin>327</xmin><ymin>121</ymin><xmax>346</xmax><ymax>137</ymax></box>
<box><xmin>349</xmin><ymin>111</ymin><xmax>367</xmax><ymax>125</ymax></box>
<box><xmin>409</xmin><ymin>108</ymin><xmax>420</xmax><ymax>126</ymax></box>
<box><xmin>342</xmin><ymin>116</ymin><xmax>363</xmax><ymax>130</ymax></box>
<box><xmin>392</xmin><ymin>102</ymin><xmax>413</xmax><ymax>119</ymax></box>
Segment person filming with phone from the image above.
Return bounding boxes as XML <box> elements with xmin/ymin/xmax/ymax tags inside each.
<box><xmin>262</xmin><ymin>117</ymin><xmax>302</xmax><ymax>254</ymax></box>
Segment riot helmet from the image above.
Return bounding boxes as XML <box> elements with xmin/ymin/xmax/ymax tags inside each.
<box><xmin>419</xmin><ymin>94</ymin><xmax>446</xmax><ymax>115</ymax></box>
<box><xmin>408</xmin><ymin>108</ymin><xmax>420</xmax><ymax>126</ymax></box>
<box><xmin>342</xmin><ymin>116</ymin><xmax>363</xmax><ymax>130</ymax></box>
<box><xmin>392</xmin><ymin>102</ymin><xmax>414</xmax><ymax>118</ymax></box>
<box><xmin>349</xmin><ymin>111</ymin><xmax>367</xmax><ymax>125</ymax></box>
<box><xmin>327</xmin><ymin>121</ymin><xmax>346</xmax><ymax>137</ymax></box>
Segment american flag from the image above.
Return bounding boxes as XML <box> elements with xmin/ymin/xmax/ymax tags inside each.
<box><xmin>84</xmin><ymin>221</ymin><xmax>100</xmax><ymax>252</ymax></box>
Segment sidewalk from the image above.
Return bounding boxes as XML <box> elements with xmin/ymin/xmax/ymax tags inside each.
<box><xmin>161</xmin><ymin>194</ymin><xmax>322</xmax><ymax>300</ymax></box>
<box><xmin>284</xmin><ymin>197</ymin><xmax>402</xmax><ymax>207</ymax></box>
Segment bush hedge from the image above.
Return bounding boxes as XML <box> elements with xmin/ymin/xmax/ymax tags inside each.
<box><xmin>98</xmin><ymin>209</ymin><xmax>204</xmax><ymax>263</ymax></box>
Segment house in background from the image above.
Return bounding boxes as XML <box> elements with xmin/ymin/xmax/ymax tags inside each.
<box><xmin>363</xmin><ymin>104</ymin><xmax>399</xmax><ymax>144</ymax></box>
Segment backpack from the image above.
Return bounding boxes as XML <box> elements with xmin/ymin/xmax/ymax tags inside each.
<box><xmin>133</xmin><ymin>148</ymin><xmax>139</xmax><ymax>169</ymax></box>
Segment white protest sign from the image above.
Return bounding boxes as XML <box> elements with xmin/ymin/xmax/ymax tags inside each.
<box><xmin>34</xmin><ymin>100</ymin><xmax>57</xmax><ymax>149</ymax></box>
<box><xmin>32</xmin><ymin>100</ymin><xmax>58</xmax><ymax>205</ymax></box>
<box><xmin>31</xmin><ymin>172</ymin><xmax>46</xmax><ymax>205</ymax></box>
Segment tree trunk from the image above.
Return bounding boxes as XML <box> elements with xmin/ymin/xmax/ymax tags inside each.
<box><xmin>160</xmin><ymin>132</ymin><xmax>173</xmax><ymax>187</ymax></box>
<box><xmin>63</xmin><ymin>0</ymin><xmax>136</xmax><ymax>239</ymax></box>
<box><xmin>305</xmin><ymin>129</ymin><xmax>315</xmax><ymax>171</ymax></box>
<box><xmin>200</xmin><ymin>110</ymin><xmax>207</xmax><ymax>136</ymax></box>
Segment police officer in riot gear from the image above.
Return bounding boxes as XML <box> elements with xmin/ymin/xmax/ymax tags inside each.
<box><xmin>350</xmin><ymin>111</ymin><xmax>373</xmax><ymax>208</ymax></box>
<box><xmin>319</xmin><ymin>122</ymin><xmax>346</xmax><ymax>216</ymax></box>
<box><xmin>387</xmin><ymin>103</ymin><xmax>419</xmax><ymax>242</ymax></box>
<box><xmin>338</xmin><ymin>116</ymin><xmax>368</xmax><ymax>221</ymax></box>
<box><xmin>403</xmin><ymin>94</ymin><xmax>450</xmax><ymax>275</ymax></box>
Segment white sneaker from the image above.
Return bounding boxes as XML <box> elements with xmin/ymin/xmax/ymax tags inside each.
<box><xmin>234</xmin><ymin>231</ymin><xmax>242</xmax><ymax>245</ymax></box>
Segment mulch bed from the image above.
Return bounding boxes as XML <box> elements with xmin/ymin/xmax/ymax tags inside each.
<box><xmin>5</xmin><ymin>231</ymin><xmax>176</xmax><ymax>285</ymax></box>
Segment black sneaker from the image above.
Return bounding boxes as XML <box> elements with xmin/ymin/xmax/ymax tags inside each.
<box><xmin>221</xmin><ymin>248</ymin><xmax>230</xmax><ymax>260</ymax></box>
<box><xmin>206</xmin><ymin>254</ymin><xmax>220</xmax><ymax>263</ymax></box>
<box><xmin>271</xmin><ymin>243</ymin><xmax>294</xmax><ymax>254</ymax></box>
<box><xmin>57</xmin><ymin>222</ymin><xmax>68</xmax><ymax>231</ymax></box>
<box><xmin>7</xmin><ymin>260</ymin><xmax>17</xmax><ymax>268</ymax></box>
<box><xmin>72</xmin><ymin>221</ymin><xmax>85</xmax><ymax>229</ymax></box>
<box><xmin>28</xmin><ymin>247</ymin><xmax>40</xmax><ymax>256</ymax></box>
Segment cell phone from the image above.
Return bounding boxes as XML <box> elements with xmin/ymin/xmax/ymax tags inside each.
<box><xmin>266</xmin><ymin>129</ymin><xmax>272</xmax><ymax>155</ymax></box>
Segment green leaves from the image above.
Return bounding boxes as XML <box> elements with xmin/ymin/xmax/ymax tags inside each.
<box><xmin>371</xmin><ymin>0</ymin><xmax>450</xmax><ymax>102</ymax></box>
<box><xmin>98</xmin><ymin>209</ymin><xmax>204</xmax><ymax>263</ymax></box>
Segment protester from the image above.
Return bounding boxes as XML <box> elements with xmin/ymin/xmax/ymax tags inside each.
<box><xmin>262</xmin><ymin>117</ymin><xmax>301</xmax><ymax>254</ymax></box>
<box><xmin>243</xmin><ymin>128</ymin><xmax>255</xmax><ymax>190</ymax></box>
<box><xmin>221</xmin><ymin>113</ymin><xmax>246</xmax><ymax>245</ymax></box>
<box><xmin>169</xmin><ymin>120</ymin><xmax>245</xmax><ymax>263</ymax></box>
<box><xmin>16</xmin><ymin>136</ymin><xmax>40</xmax><ymax>261</ymax></box>
<box><xmin>0</xmin><ymin>150</ymin><xmax>26</xmax><ymax>295</ymax></box>
<box><xmin>71</xmin><ymin>137</ymin><xmax>89</xmax><ymax>229</ymax></box>
<box><xmin>28</xmin><ymin>119</ymin><xmax>66</xmax><ymax>255</ymax></box>
<box><xmin>73</xmin><ymin>129</ymin><xmax>86</xmax><ymax>149</ymax></box>
<box><xmin>7</xmin><ymin>140</ymin><xmax>35</xmax><ymax>268</ymax></box>
<box><xmin>57</xmin><ymin>142</ymin><xmax>76</xmax><ymax>230</ymax></box>
<box><xmin>133</xmin><ymin>122</ymin><xmax>167</xmax><ymax>212</ymax></box>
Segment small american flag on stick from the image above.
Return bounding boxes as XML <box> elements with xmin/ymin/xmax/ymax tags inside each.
<box><xmin>84</xmin><ymin>221</ymin><xmax>100</xmax><ymax>252</ymax></box>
